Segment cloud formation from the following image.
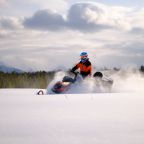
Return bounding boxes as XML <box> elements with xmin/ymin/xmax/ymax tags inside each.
<box><xmin>0</xmin><ymin>17</ymin><xmax>22</xmax><ymax>30</ymax></box>
<box><xmin>23</xmin><ymin>10</ymin><xmax>66</xmax><ymax>31</ymax></box>
<box><xmin>24</xmin><ymin>2</ymin><xmax>113</xmax><ymax>32</ymax></box>
<box><xmin>67</xmin><ymin>3</ymin><xmax>112</xmax><ymax>31</ymax></box>
<box><xmin>23</xmin><ymin>2</ymin><xmax>144</xmax><ymax>32</ymax></box>
<box><xmin>0</xmin><ymin>2</ymin><xmax>144</xmax><ymax>33</ymax></box>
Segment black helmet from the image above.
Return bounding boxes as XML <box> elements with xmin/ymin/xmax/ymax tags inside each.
<box><xmin>93</xmin><ymin>72</ymin><xmax>103</xmax><ymax>78</ymax></box>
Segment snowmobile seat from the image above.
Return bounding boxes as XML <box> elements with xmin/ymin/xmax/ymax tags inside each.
<box><xmin>62</xmin><ymin>76</ymin><xmax>75</xmax><ymax>83</ymax></box>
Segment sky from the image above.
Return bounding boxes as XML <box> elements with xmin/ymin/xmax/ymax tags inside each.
<box><xmin>0</xmin><ymin>0</ymin><xmax>144</xmax><ymax>71</ymax></box>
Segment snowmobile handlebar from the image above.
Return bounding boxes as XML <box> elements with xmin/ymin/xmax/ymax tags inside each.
<box><xmin>69</xmin><ymin>69</ymin><xmax>79</xmax><ymax>76</ymax></box>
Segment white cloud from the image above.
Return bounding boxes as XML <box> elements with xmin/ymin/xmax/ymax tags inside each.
<box><xmin>67</xmin><ymin>2</ymin><xmax>111</xmax><ymax>31</ymax></box>
<box><xmin>128</xmin><ymin>8</ymin><xmax>144</xmax><ymax>29</ymax></box>
<box><xmin>23</xmin><ymin>2</ymin><xmax>144</xmax><ymax>32</ymax></box>
<box><xmin>23</xmin><ymin>10</ymin><xmax>66</xmax><ymax>31</ymax></box>
<box><xmin>0</xmin><ymin>16</ymin><xmax>22</xmax><ymax>30</ymax></box>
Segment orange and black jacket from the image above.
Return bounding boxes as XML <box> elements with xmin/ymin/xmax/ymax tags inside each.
<box><xmin>71</xmin><ymin>59</ymin><xmax>92</xmax><ymax>78</ymax></box>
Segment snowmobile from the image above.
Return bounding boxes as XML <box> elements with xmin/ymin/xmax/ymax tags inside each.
<box><xmin>49</xmin><ymin>71</ymin><xmax>113</xmax><ymax>94</ymax></box>
<box><xmin>51</xmin><ymin>72</ymin><xmax>83</xmax><ymax>94</ymax></box>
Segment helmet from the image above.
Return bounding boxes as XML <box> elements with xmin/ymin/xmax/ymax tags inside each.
<box><xmin>80</xmin><ymin>52</ymin><xmax>88</xmax><ymax>62</ymax></box>
<box><xmin>80</xmin><ymin>52</ymin><xmax>88</xmax><ymax>57</ymax></box>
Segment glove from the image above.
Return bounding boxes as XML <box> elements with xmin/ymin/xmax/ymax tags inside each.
<box><xmin>67</xmin><ymin>69</ymin><xmax>74</xmax><ymax>75</ymax></box>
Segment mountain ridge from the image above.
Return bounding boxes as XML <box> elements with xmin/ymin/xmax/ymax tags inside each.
<box><xmin>0</xmin><ymin>65</ymin><xmax>23</xmax><ymax>73</ymax></box>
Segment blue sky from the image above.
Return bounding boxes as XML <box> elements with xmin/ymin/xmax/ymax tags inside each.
<box><xmin>0</xmin><ymin>0</ymin><xmax>144</xmax><ymax>71</ymax></box>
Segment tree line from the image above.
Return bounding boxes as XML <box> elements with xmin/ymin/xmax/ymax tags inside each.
<box><xmin>0</xmin><ymin>71</ymin><xmax>55</xmax><ymax>88</ymax></box>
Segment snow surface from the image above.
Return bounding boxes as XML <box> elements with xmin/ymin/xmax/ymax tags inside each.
<box><xmin>0</xmin><ymin>89</ymin><xmax>144</xmax><ymax>144</ymax></box>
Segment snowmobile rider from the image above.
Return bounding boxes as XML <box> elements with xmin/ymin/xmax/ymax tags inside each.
<box><xmin>71</xmin><ymin>52</ymin><xmax>92</xmax><ymax>78</ymax></box>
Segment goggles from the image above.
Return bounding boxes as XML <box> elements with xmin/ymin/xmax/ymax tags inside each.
<box><xmin>81</xmin><ymin>55</ymin><xmax>88</xmax><ymax>59</ymax></box>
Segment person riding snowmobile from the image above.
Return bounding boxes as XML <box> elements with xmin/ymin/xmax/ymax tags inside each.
<box><xmin>71</xmin><ymin>52</ymin><xmax>92</xmax><ymax>78</ymax></box>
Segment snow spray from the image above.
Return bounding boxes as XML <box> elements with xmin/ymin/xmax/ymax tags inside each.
<box><xmin>47</xmin><ymin>68</ymin><xmax>144</xmax><ymax>94</ymax></box>
<box><xmin>111</xmin><ymin>68</ymin><xmax>144</xmax><ymax>93</ymax></box>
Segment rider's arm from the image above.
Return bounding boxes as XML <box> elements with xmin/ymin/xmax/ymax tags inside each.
<box><xmin>71</xmin><ymin>63</ymin><xmax>80</xmax><ymax>72</ymax></box>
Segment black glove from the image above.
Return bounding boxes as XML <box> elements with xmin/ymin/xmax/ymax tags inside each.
<box><xmin>67</xmin><ymin>69</ymin><xmax>74</xmax><ymax>75</ymax></box>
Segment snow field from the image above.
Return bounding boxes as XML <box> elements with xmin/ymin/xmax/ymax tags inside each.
<box><xmin>0</xmin><ymin>89</ymin><xmax>144</xmax><ymax>144</ymax></box>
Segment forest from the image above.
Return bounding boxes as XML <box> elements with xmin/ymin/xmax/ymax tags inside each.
<box><xmin>0</xmin><ymin>71</ymin><xmax>55</xmax><ymax>88</ymax></box>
